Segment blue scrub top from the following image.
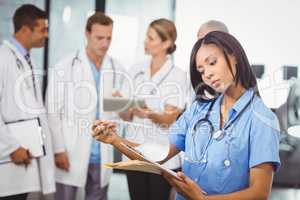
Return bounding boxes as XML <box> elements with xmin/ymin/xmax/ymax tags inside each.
<box><xmin>169</xmin><ymin>89</ymin><xmax>281</xmax><ymax>200</ymax></box>
<box><xmin>89</xmin><ymin>60</ymin><xmax>101</xmax><ymax>164</ymax></box>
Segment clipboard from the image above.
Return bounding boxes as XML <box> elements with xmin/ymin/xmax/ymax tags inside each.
<box><xmin>0</xmin><ymin>117</ymin><xmax>46</xmax><ymax>164</ymax></box>
<box><xmin>110</xmin><ymin>142</ymin><xmax>181</xmax><ymax>180</ymax></box>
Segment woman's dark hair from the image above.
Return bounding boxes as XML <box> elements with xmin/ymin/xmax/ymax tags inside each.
<box><xmin>190</xmin><ymin>31</ymin><xmax>258</xmax><ymax>101</ymax></box>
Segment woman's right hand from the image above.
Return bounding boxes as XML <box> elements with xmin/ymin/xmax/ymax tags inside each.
<box><xmin>92</xmin><ymin>120</ymin><xmax>119</xmax><ymax>144</ymax></box>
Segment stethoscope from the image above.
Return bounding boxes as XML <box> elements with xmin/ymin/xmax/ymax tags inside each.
<box><xmin>133</xmin><ymin>64</ymin><xmax>175</xmax><ymax>95</ymax></box>
<box><xmin>10</xmin><ymin>49</ymin><xmax>26</xmax><ymax>70</ymax></box>
<box><xmin>71</xmin><ymin>50</ymin><xmax>117</xmax><ymax>88</ymax></box>
<box><xmin>190</xmin><ymin>92</ymin><xmax>256</xmax><ymax>163</ymax></box>
<box><xmin>10</xmin><ymin>48</ymin><xmax>36</xmax><ymax>94</ymax></box>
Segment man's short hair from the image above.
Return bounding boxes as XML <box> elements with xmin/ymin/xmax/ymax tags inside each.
<box><xmin>200</xmin><ymin>20</ymin><xmax>229</xmax><ymax>33</ymax></box>
<box><xmin>86</xmin><ymin>12</ymin><xmax>113</xmax><ymax>32</ymax></box>
<box><xmin>13</xmin><ymin>4</ymin><xmax>47</xmax><ymax>33</ymax></box>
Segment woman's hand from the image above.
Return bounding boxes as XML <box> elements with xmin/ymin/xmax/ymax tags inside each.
<box><xmin>92</xmin><ymin>120</ymin><xmax>119</xmax><ymax>145</ymax></box>
<box><xmin>132</xmin><ymin>105</ymin><xmax>153</xmax><ymax>119</ymax></box>
<box><xmin>163</xmin><ymin>171</ymin><xmax>206</xmax><ymax>200</ymax></box>
<box><xmin>112</xmin><ymin>90</ymin><xmax>122</xmax><ymax>97</ymax></box>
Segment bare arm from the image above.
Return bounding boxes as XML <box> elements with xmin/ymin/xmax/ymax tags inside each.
<box><xmin>92</xmin><ymin>120</ymin><xmax>140</xmax><ymax>160</ymax></box>
<box><xmin>163</xmin><ymin>163</ymin><xmax>275</xmax><ymax>200</ymax></box>
<box><xmin>158</xmin><ymin>144</ymin><xmax>181</xmax><ymax>164</ymax></box>
<box><xmin>132</xmin><ymin>104</ymin><xmax>182</xmax><ymax>128</ymax></box>
<box><xmin>148</xmin><ymin>105</ymin><xmax>182</xmax><ymax>127</ymax></box>
<box><xmin>204</xmin><ymin>163</ymin><xmax>274</xmax><ymax>200</ymax></box>
<box><xmin>118</xmin><ymin>108</ymin><xmax>134</xmax><ymax>121</ymax></box>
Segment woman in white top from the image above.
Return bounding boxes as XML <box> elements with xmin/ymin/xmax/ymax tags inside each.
<box><xmin>117</xmin><ymin>18</ymin><xmax>187</xmax><ymax>200</ymax></box>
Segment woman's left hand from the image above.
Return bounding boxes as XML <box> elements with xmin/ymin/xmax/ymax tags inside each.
<box><xmin>132</xmin><ymin>106</ymin><xmax>153</xmax><ymax>119</ymax></box>
<box><xmin>163</xmin><ymin>171</ymin><xmax>206</xmax><ymax>200</ymax></box>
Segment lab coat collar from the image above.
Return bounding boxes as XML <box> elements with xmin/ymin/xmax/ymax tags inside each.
<box><xmin>147</xmin><ymin>56</ymin><xmax>174</xmax><ymax>84</ymax></box>
<box><xmin>9</xmin><ymin>37</ymin><xmax>28</xmax><ymax>57</ymax></box>
<box><xmin>78</xmin><ymin>48</ymin><xmax>112</xmax><ymax>69</ymax></box>
<box><xmin>3</xmin><ymin>40</ymin><xmax>32</xmax><ymax>71</ymax></box>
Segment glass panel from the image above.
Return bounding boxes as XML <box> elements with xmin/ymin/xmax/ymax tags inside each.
<box><xmin>48</xmin><ymin>0</ymin><xmax>94</xmax><ymax>66</ymax></box>
<box><xmin>0</xmin><ymin>0</ymin><xmax>45</xmax><ymax>68</ymax></box>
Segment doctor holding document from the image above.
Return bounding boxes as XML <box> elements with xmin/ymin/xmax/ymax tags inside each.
<box><xmin>93</xmin><ymin>31</ymin><xmax>281</xmax><ymax>200</ymax></box>
<box><xmin>46</xmin><ymin>12</ymin><xmax>125</xmax><ymax>200</ymax></box>
<box><xmin>115</xmin><ymin>18</ymin><xmax>187</xmax><ymax>200</ymax></box>
<box><xmin>0</xmin><ymin>4</ymin><xmax>55</xmax><ymax>199</ymax></box>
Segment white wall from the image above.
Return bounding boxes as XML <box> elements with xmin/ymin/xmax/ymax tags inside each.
<box><xmin>174</xmin><ymin>0</ymin><xmax>300</xmax><ymax>107</ymax></box>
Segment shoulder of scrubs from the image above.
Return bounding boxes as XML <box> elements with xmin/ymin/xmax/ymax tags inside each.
<box><xmin>249</xmin><ymin>95</ymin><xmax>281</xmax><ymax>171</ymax></box>
<box><xmin>168</xmin><ymin>100</ymin><xmax>210</xmax><ymax>151</ymax></box>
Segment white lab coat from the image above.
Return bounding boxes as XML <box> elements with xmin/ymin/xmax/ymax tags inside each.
<box><xmin>0</xmin><ymin>40</ymin><xmax>56</xmax><ymax>196</ymax></box>
<box><xmin>122</xmin><ymin>57</ymin><xmax>188</xmax><ymax>169</ymax></box>
<box><xmin>46</xmin><ymin>48</ymin><xmax>125</xmax><ymax>187</ymax></box>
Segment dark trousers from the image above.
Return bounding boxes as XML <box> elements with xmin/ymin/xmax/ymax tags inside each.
<box><xmin>126</xmin><ymin>171</ymin><xmax>171</xmax><ymax>200</ymax></box>
<box><xmin>0</xmin><ymin>193</ymin><xmax>28</xmax><ymax>200</ymax></box>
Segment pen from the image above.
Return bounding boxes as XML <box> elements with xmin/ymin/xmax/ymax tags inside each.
<box><xmin>25</xmin><ymin>149</ymin><xmax>30</xmax><ymax>170</ymax></box>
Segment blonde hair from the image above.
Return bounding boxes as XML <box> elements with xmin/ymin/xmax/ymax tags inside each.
<box><xmin>150</xmin><ymin>18</ymin><xmax>177</xmax><ymax>54</ymax></box>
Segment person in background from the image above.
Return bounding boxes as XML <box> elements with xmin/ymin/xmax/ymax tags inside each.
<box><xmin>92</xmin><ymin>31</ymin><xmax>281</xmax><ymax>200</ymax></box>
<box><xmin>118</xmin><ymin>18</ymin><xmax>187</xmax><ymax>200</ymax></box>
<box><xmin>47</xmin><ymin>12</ymin><xmax>125</xmax><ymax>200</ymax></box>
<box><xmin>0</xmin><ymin>4</ymin><xmax>55</xmax><ymax>200</ymax></box>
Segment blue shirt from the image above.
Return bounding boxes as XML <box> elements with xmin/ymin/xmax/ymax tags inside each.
<box><xmin>89</xmin><ymin>60</ymin><xmax>101</xmax><ymax>164</ymax></box>
<box><xmin>169</xmin><ymin>89</ymin><xmax>281</xmax><ymax>199</ymax></box>
<box><xmin>10</xmin><ymin>37</ymin><xmax>28</xmax><ymax>56</ymax></box>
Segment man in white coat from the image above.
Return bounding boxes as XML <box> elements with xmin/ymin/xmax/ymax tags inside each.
<box><xmin>0</xmin><ymin>4</ymin><xmax>56</xmax><ymax>200</ymax></box>
<box><xmin>46</xmin><ymin>12</ymin><xmax>125</xmax><ymax>200</ymax></box>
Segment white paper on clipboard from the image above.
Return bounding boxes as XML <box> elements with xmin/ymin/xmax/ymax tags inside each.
<box><xmin>104</xmin><ymin>142</ymin><xmax>181</xmax><ymax>180</ymax></box>
<box><xmin>0</xmin><ymin>118</ymin><xmax>45</xmax><ymax>164</ymax></box>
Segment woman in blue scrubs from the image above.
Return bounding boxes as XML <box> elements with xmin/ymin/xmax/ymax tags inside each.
<box><xmin>162</xmin><ymin>31</ymin><xmax>281</xmax><ymax>200</ymax></box>
<box><xmin>92</xmin><ymin>31</ymin><xmax>281</xmax><ymax>200</ymax></box>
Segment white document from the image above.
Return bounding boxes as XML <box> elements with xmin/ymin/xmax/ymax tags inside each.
<box><xmin>102</xmin><ymin>97</ymin><xmax>146</xmax><ymax>112</ymax></box>
<box><xmin>117</xmin><ymin>142</ymin><xmax>181</xmax><ymax>180</ymax></box>
<box><xmin>0</xmin><ymin>118</ymin><xmax>45</xmax><ymax>164</ymax></box>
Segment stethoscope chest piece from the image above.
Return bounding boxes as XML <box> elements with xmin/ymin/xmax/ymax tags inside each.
<box><xmin>223</xmin><ymin>159</ymin><xmax>231</xmax><ymax>167</ymax></box>
<box><xmin>213</xmin><ymin>129</ymin><xmax>225</xmax><ymax>140</ymax></box>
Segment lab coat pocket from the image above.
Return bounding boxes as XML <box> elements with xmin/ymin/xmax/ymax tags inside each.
<box><xmin>62</xmin><ymin>118</ymin><xmax>78</xmax><ymax>152</ymax></box>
